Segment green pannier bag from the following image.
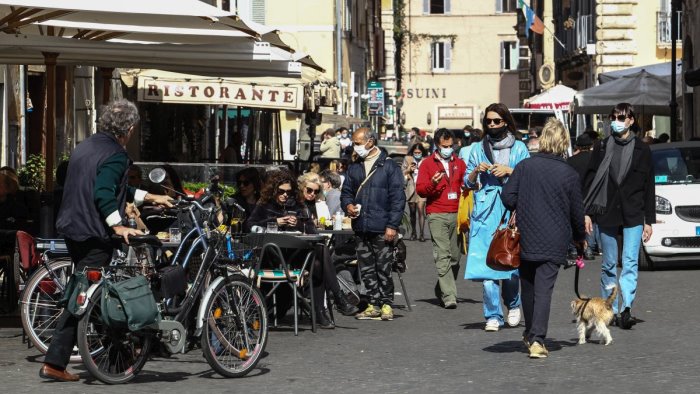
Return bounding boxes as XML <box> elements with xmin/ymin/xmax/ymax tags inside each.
<box><xmin>58</xmin><ymin>273</ymin><xmax>90</xmax><ymax>317</ymax></box>
<box><xmin>101</xmin><ymin>275</ymin><xmax>160</xmax><ymax>331</ymax></box>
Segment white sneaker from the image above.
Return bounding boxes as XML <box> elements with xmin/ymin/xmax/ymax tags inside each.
<box><xmin>484</xmin><ymin>318</ymin><xmax>500</xmax><ymax>332</ymax></box>
<box><xmin>507</xmin><ymin>308</ymin><xmax>521</xmax><ymax>327</ymax></box>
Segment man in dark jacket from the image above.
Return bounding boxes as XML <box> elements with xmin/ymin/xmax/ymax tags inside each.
<box><xmin>40</xmin><ymin>100</ymin><xmax>172</xmax><ymax>382</ymax></box>
<box><xmin>341</xmin><ymin>128</ymin><xmax>405</xmax><ymax>321</ymax></box>
<box><xmin>583</xmin><ymin>103</ymin><xmax>655</xmax><ymax>330</ymax></box>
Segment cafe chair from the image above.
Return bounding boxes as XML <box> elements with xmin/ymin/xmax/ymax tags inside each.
<box><xmin>246</xmin><ymin>233</ymin><xmax>317</xmax><ymax>335</ymax></box>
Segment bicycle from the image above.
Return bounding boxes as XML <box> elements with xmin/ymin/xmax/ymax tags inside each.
<box><xmin>18</xmin><ymin>238</ymin><xmax>77</xmax><ymax>359</ymax></box>
<box><xmin>75</xmin><ymin>181</ymin><xmax>267</xmax><ymax>384</ymax></box>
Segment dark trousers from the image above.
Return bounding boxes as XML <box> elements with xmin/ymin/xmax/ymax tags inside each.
<box><xmin>311</xmin><ymin>244</ymin><xmax>341</xmax><ymax>314</ymax></box>
<box><xmin>519</xmin><ymin>260</ymin><xmax>560</xmax><ymax>346</ymax></box>
<box><xmin>356</xmin><ymin>233</ymin><xmax>394</xmax><ymax>307</ymax></box>
<box><xmin>44</xmin><ymin>238</ymin><xmax>113</xmax><ymax>369</ymax></box>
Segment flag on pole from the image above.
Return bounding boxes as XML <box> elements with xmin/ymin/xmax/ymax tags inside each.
<box><xmin>518</xmin><ymin>0</ymin><xmax>545</xmax><ymax>37</ymax></box>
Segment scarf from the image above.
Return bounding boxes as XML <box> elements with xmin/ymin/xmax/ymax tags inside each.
<box><xmin>485</xmin><ymin>133</ymin><xmax>515</xmax><ymax>166</ymax></box>
<box><xmin>583</xmin><ymin>135</ymin><xmax>635</xmax><ymax>215</ymax></box>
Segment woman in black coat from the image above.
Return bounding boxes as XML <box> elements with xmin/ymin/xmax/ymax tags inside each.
<box><xmin>501</xmin><ymin>118</ymin><xmax>587</xmax><ymax>359</ymax></box>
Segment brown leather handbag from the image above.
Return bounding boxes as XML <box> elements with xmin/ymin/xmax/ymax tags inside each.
<box><xmin>486</xmin><ymin>210</ymin><xmax>520</xmax><ymax>271</ymax></box>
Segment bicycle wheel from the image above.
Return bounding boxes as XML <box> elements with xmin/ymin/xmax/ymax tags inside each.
<box><xmin>20</xmin><ymin>258</ymin><xmax>75</xmax><ymax>357</ymax></box>
<box><xmin>77</xmin><ymin>286</ymin><xmax>152</xmax><ymax>384</ymax></box>
<box><xmin>201</xmin><ymin>277</ymin><xmax>268</xmax><ymax>378</ymax></box>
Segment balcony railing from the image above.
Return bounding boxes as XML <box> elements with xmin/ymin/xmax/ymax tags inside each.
<box><xmin>657</xmin><ymin>11</ymin><xmax>682</xmax><ymax>45</ymax></box>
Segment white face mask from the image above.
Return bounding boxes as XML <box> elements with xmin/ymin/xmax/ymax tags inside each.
<box><xmin>353</xmin><ymin>143</ymin><xmax>370</xmax><ymax>158</ymax></box>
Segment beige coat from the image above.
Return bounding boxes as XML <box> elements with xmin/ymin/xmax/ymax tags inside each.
<box><xmin>320</xmin><ymin>136</ymin><xmax>341</xmax><ymax>158</ymax></box>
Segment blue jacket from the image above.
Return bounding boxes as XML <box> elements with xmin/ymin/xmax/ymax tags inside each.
<box><xmin>501</xmin><ymin>153</ymin><xmax>586</xmax><ymax>264</ymax></box>
<box><xmin>341</xmin><ymin>150</ymin><xmax>406</xmax><ymax>234</ymax></box>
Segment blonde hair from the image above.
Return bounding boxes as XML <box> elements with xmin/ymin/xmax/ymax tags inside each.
<box><xmin>297</xmin><ymin>172</ymin><xmax>323</xmax><ymax>201</ymax></box>
<box><xmin>539</xmin><ymin>118</ymin><xmax>569</xmax><ymax>156</ymax></box>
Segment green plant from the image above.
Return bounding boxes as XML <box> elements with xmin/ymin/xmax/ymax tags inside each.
<box><xmin>182</xmin><ymin>182</ymin><xmax>236</xmax><ymax>199</ymax></box>
<box><xmin>18</xmin><ymin>154</ymin><xmax>46</xmax><ymax>191</ymax></box>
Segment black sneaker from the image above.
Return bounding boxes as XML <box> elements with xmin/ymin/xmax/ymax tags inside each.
<box><xmin>584</xmin><ymin>250</ymin><xmax>595</xmax><ymax>260</ymax></box>
<box><xmin>620</xmin><ymin>307</ymin><xmax>636</xmax><ymax>329</ymax></box>
<box><xmin>334</xmin><ymin>292</ymin><xmax>360</xmax><ymax>316</ymax></box>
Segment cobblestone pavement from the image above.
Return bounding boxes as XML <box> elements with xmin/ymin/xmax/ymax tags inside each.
<box><xmin>1</xmin><ymin>240</ymin><xmax>699</xmax><ymax>393</ymax></box>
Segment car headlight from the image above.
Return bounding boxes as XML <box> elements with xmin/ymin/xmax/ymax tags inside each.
<box><xmin>655</xmin><ymin>195</ymin><xmax>672</xmax><ymax>214</ymax></box>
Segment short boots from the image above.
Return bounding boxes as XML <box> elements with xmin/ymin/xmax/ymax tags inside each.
<box><xmin>316</xmin><ymin>307</ymin><xmax>335</xmax><ymax>329</ymax></box>
<box><xmin>334</xmin><ymin>292</ymin><xmax>359</xmax><ymax>316</ymax></box>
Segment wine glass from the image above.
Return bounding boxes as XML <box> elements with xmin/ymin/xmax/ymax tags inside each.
<box><xmin>297</xmin><ymin>208</ymin><xmax>310</xmax><ymax>235</ymax></box>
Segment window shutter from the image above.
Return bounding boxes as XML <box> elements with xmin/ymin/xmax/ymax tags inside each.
<box><xmin>500</xmin><ymin>42</ymin><xmax>506</xmax><ymax>70</ymax></box>
<box><xmin>252</xmin><ymin>0</ymin><xmax>265</xmax><ymax>24</ymax></box>
<box><xmin>423</xmin><ymin>0</ymin><xmax>430</xmax><ymax>14</ymax></box>
<box><xmin>510</xmin><ymin>42</ymin><xmax>519</xmax><ymax>70</ymax></box>
<box><xmin>660</xmin><ymin>0</ymin><xmax>669</xmax><ymax>12</ymax></box>
<box><xmin>495</xmin><ymin>0</ymin><xmax>502</xmax><ymax>13</ymax></box>
<box><xmin>444</xmin><ymin>42</ymin><xmax>452</xmax><ymax>71</ymax></box>
<box><xmin>430</xmin><ymin>42</ymin><xmax>435</xmax><ymax>70</ymax></box>
<box><xmin>444</xmin><ymin>0</ymin><xmax>451</xmax><ymax>14</ymax></box>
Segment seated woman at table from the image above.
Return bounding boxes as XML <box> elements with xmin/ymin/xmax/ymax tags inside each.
<box><xmin>247</xmin><ymin>171</ymin><xmax>359</xmax><ymax>328</ymax></box>
<box><xmin>234</xmin><ymin>168</ymin><xmax>262</xmax><ymax>227</ymax></box>
<box><xmin>297</xmin><ymin>172</ymin><xmax>331</xmax><ymax>226</ymax></box>
<box><xmin>246</xmin><ymin>171</ymin><xmax>313</xmax><ymax>233</ymax></box>
<box><xmin>0</xmin><ymin>169</ymin><xmax>28</xmax><ymax>232</ymax></box>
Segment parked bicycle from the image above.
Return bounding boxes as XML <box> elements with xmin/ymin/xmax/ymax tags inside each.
<box><xmin>73</xmin><ymin>170</ymin><xmax>267</xmax><ymax>384</ymax></box>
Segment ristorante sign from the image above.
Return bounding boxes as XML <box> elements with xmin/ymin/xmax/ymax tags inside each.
<box><xmin>137</xmin><ymin>77</ymin><xmax>303</xmax><ymax>110</ymax></box>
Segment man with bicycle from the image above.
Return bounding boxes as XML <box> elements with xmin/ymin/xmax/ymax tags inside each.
<box><xmin>40</xmin><ymin>99</ymin><xmax>172</xmax><ymax>382</ymax></box>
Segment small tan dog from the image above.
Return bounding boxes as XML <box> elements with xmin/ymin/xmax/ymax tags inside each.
<box><xmin>571</xmin><ymin>286</ymin><xmax>617</xmax><ymax>346</ymax></box>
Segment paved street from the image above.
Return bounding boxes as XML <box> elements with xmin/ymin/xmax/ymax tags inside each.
<box><xmin>1</xmin><ymin>240</ymin><xmax>699</xmax><ymax>393</ymax></box>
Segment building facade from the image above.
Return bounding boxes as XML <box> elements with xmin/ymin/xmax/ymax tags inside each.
<box><xmin>520</xmin><ymin>0</ymin><xmax>683</xmax><ymax>137</ymax></box>
<box><xmin>397</xmin><ymin>0</ymin><xmax>521</xmax><ymax>131</ymax></box>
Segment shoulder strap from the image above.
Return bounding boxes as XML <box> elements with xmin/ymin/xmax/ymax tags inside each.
<box><xmin>356</xmin><ymin>167</ymin><xmax>378</xmax><ymax>198</ymax></box>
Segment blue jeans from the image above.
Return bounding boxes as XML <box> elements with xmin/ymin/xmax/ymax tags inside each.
<box><xmin>482</xmin><ymin>278</ymin><xmax>521</xmax><ymax>325</ymax></box>
<box><xmin>599</xmin><ymin>225</ymin><xmax>643</xmax><ymax>314</ymax></box>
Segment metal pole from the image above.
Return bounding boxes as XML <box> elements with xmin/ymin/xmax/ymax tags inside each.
<box><xmin>670</xmin><ymin>0</ymin><xmax>679</xmax><ymax>141</ymax></box>
<box><xmin>336</xmin><ymin>0</ymin><xmax>343</xmax><ymax>115</ymax></box>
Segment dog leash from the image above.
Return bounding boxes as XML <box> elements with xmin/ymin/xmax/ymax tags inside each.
<box><xmin>573</xmin><ymin>255</ymin><xmax>585</xmax><ymax>299</ymax></box>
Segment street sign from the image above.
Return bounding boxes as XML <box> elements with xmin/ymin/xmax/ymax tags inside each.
<box><xmin>367</xmin><ymin>81</ymin><xmax>384</xmax><ymax>116</ymax></box>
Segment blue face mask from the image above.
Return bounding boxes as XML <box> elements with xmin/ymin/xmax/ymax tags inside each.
<box><xmin>413</xmin><ymin>154</ymin><xmax>422</xmax><ymax>161</ymax></box>
<box><xmin>439</xmin><ymin>147</ymin><xmax>453</xmax><ymax>159</ymax></box>
<box><xmin>611</xmin><ymin>120</ymin><xmax>627</xmax><ymax>134</ymax></box>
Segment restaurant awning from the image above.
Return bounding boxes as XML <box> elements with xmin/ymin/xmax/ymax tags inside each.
<box><xmin>0</xmin><ymin>0</ymin><xmax>260</xmax><ymax>38</ymax></box>
<box><xmin>0</xmin><ymin>34</ymin><xmax>303</xmax><ymax>77</ymax></box>
<box><xmin>523</xmin><ymin>84</ymin><xmax>576</xmax><ymax>111</ymax></box>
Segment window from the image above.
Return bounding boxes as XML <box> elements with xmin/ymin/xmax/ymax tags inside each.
<box><xmin>501</xmin><ymin>41</ymin><xmax>519</xmax><ymax>71</ymax></box>
<box><xmin>423</xmin><ymin>0</ymin><xmax>451</xmax><ymax>15</ymax></box>
<box><xmin>657</xmin><ymin>0</ymin><xmax>682</xmax><ymax>45</ymax></box>
<box><xmin>496</xmin><ymin>0</ymin><xmax>518</xmax><ymax>13</ymax></box>
<box><xmin>431</xmin><ymin>42</ymin><xmax>451</xmax><ymax>72</ymax></box>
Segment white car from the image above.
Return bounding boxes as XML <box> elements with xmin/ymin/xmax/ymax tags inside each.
<box><xmin>642</xmin><ymin>141</ymin><xmax>700</xmax><ymax>270</ymax></box>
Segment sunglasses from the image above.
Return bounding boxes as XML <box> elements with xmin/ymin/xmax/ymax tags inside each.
<box><xmin>305</xmin><ymin>187</ymin><xmax>321</xmax><ymax>195</ymax></box>
<box><xmin>276</xmin><ymin>188</ymin><xmax>293</xmax><ymax>196</ymax></box>
<box><xmin>611</xmin><ymin>114</ymin><xmax>629</xmax><ymax>122</ymax></box>
<box><xmin>486</xmin><ymin>118</ymin><xmax>504</xmax><ymax>125</ymax></box>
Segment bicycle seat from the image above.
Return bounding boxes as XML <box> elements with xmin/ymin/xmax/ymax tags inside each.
<box><xmin>111</xmin><ymin>234</ymin><xmax>163</xmax><ymax>247</ymax></box>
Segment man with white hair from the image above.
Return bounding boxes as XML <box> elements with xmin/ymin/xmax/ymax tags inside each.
<box><xmin>41</xmin><ymin>99</ymin><xmax>172</xmax><ymax>382</ymax></box>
